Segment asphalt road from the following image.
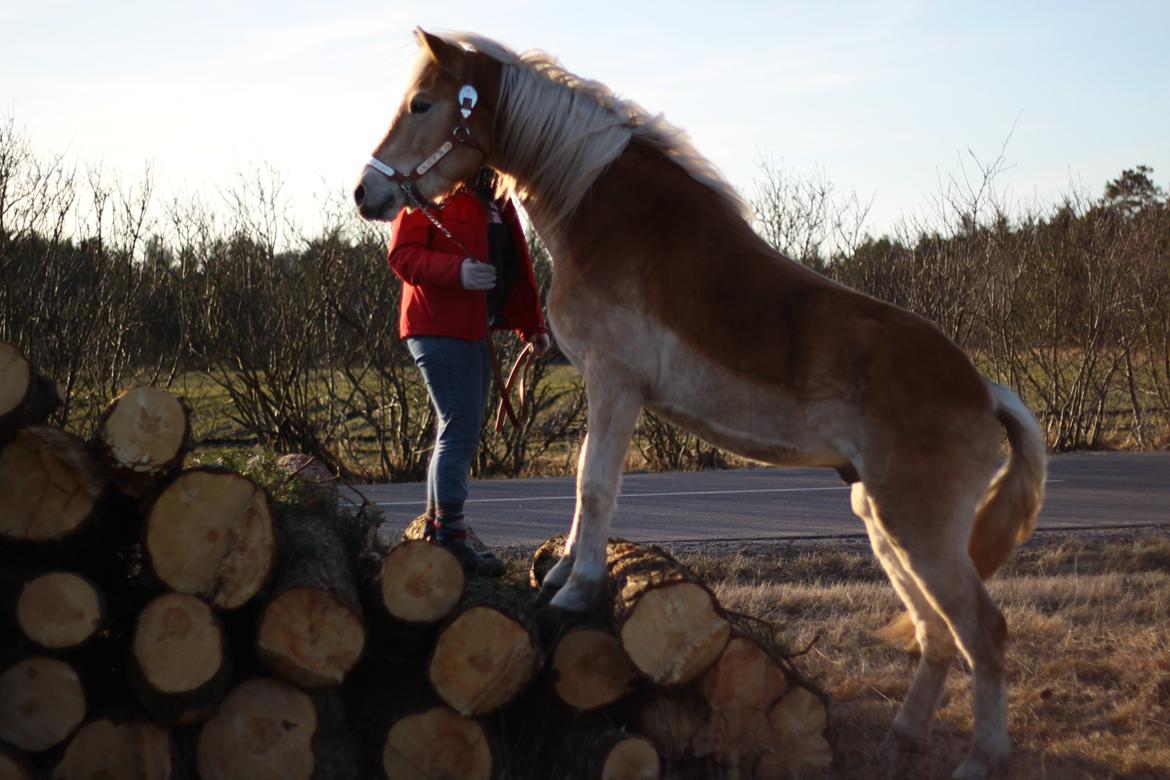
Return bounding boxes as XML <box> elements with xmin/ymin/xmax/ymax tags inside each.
<box><xmin>347</xmin><ymin>452</ymin><xmax>1170</xmax><ymax>547</ymax></box>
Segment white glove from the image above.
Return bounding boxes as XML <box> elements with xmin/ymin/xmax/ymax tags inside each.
<box><xmin>460</xmin><ymin>258</ymin><xmax>496</xmax><ymax>290</ymax></box>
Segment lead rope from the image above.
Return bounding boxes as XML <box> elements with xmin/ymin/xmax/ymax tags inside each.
<box><xmin>397</xmin><ymin>182</ymin><xmax>532</xmax><ymax>433</ymax></box>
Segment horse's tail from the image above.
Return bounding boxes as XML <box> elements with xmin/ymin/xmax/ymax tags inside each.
<box><xmin>879</xmin><ymin>381</ymin><xmax>1047</xmax><ymax>649</ymax></box>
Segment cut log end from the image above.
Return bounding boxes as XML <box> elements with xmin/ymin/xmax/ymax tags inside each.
<box><xmin>0</xmin><ymin>427</ymin><xmax>103</xmax><ymax>542</ymax></box>
<box><xmin>17</xmin><ymin>572</ymin><xmax>104</xmax><ymax>649</ymax></box>
<box><xmin>754</xmin><ymin>686</ymin><xmax>832</xmax><ymax>777</ymax></box>
<box><xmin>382</xmin><ymin>706</ymin><xmax>492</xmax><ymax>780</ymax></box>
<box><xmin>703</xmin><ymin>635</ymin><xmax>788</xmax><ymax>764</ymax></box>
<box><xmin>379</xmin><ymin>540</ymin><xmax>465</xmax><ymax>623</ymax></box>
<box><xmin>145</xmin><ymin>469</ymin><xmax>276</xmax><ymax>609</ymax></box>
<box><xmin>196</xmin><ymin>678</ymin><xmax>317</xmax><ymax>780</ymax></box>
<box><xmin>134</xmin><ymin>593</ymin><xmax>224</xmax><ymax>696</ymax></box>
<box><xmin>257</xmin><ymin>587</ymin><xmax>365</xmax><ymax>688</ymax></box>
<box><xmin>52</xmin><ymin>719</ymin><xmax>174</xmax><ymax>780</ymax></box>
<box><xmin>552</xmin><ymin>628</ymin><xmax>635</xmax><ymax>711</ymax></box>
<box><xmin>0</xmin><ymin>342</ymin><xmax>31</xmax><ymax>419</ymax></box>
<box><xmin>0</xmin><ymin>657</ymin><xmax>85</xmax><ymax>753</ymax></box>
<box><xmin>429</xmin><ymin>605</ymin><xmax>540</xmax><ymax>716</ymax></box>
<box><xmin>620</xmin><ymin>581</ymin><xmax>730</xmax><ymax>685</ymax></box>
<box><xmin>97</xmin><ymin>386</ymin><xmax>191</xmax><ymax>490</ymax></box>
<box><xmin>601</xmin><ymin>735</ymin><xmax>661</xmax><ymax>780</ymax></box>
<box><xmin>0</xmin><ymin>744</ymin><xmax>36</xmax><ymax>780</ymax></box>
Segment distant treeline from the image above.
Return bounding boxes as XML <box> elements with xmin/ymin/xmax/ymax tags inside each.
<box><xmin>1</xmin><ymin>116</ymin><xmax>1166</xmax><ymax>480</ymax></box>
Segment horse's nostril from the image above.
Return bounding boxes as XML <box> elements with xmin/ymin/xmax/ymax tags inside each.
<box><xmin>353</xmin><ymin>184</ymin><xmax>366</xmax><ymax>206</ymax></box>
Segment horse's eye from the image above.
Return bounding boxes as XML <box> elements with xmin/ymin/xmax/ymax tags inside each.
<box><xmin>409</xmin><ymin>98</ymin><xmax>432</xmax><ymax>115</ymax></box>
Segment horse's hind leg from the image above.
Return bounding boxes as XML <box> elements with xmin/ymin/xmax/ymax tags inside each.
<box><xmin>548</xmin><ymin>373</ymin><xmax>641</xmax><ymax>611</ymax></box>
<box><xmin>863</xmin><ymin>485</ymin><xmax>1011</xmax><ymax>780</ymax></box>
<box><xmin>852</xmin><ymin>485</ymin><xmax>957</xmax><ymax>745</ymax></box>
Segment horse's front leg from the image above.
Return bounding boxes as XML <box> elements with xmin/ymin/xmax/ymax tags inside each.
<box><xmin>547</xmin><ymin>376</ymin><xmax>641</xmax><ymax>612</ymax></box>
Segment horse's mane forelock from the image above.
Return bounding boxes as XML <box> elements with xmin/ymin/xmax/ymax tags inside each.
<box><xmin>434</xmin><ymin>31</ymin><xmax>751</xmax><ymax>225</ymax></box>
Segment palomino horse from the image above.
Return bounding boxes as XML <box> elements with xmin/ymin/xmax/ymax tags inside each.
<box><xmin>354</xmin><ymin>30</ymin><xmax>1046</xmax><ymax>779</ymax></box>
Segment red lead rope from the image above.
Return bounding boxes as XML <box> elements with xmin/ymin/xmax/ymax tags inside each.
<box><xmin>492</xmin><ymin>341</ymin><xmax>535</xmax><ymax>433</ymax></box>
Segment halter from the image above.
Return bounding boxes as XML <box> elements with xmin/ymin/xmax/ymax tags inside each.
<box><xmin>365</xmin><ymin>65</ymin><xmax>534</xmax><ymax>432</ymax></box>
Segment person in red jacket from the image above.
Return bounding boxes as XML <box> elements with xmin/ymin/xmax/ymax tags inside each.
<box><xmin>387</xmin><ymin>168</ymin><xmax>549</xmax><ymax>575</ymax></box>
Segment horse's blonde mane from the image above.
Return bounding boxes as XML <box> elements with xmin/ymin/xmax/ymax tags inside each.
<box><xmin>431</xmin><ymin>31</ymin><xmax>750</xmax><ymax>226</ymax></box>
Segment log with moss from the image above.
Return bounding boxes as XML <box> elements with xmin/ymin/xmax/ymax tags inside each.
<box><xmin>93</xmin><ymin>386</ymin><xmax>192</xmax><ymax>498</ymax></box>
<box><xmin>0</xmin><ymin>427</ymin><xmax>105</xmax><ymax>543</ymax></box>
<box><xmin>143</xmin><ymin>468</ymin><xmax>277</xmax><ymax>610</ymax></box>
<box><xmin>130</xmin><ymin>592</ymin><xmax>231</xmax><ymax>724</ymax></box>
<box><xmin>0</xmin><ymin>342</ymin><xmax>61</xmax><ymax>441</ymax></box>
<box><xmin>256</xmin><ymin>510</ymin><xmax>365</xmax><ymax>688</ymax></box>
<box><xmin>532</xmin><ymin>535</ymin><xmax>730</xmax><ymax>686</ymax></box>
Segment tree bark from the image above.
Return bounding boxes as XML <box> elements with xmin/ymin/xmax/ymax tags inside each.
<box><xmin>130</xmin><ymin>592</ymin><xmax>231</xmax><ymax>725</ymax></box>
<box><xmin>427</xmin><ymin>580</ymin><xmax>542</xmax><ymax>716</ymax></box>
<box><xmin>16</xmin><ymin>572</ymin><xmax>105</xmax><ymax>650</ymax></box>
<box><xmin>93</xmin><ymin>386</ymin><xmax>192</xmax><ymax>498</ymax></box>
<box><xmin>256</xmin><ymin>510</ymin><xmax>365</xmax><ymax>688</ymax></box>
<box><xmin>0</xmin><ymin>342</ymin><xmax>61</xmax><ymax>442</ymax></box>
<box><xmin>0</xmin><ymin>656</ymin><xmax>85</xmax><ymax>752</ymax></box>
<box><xmin>143</xmin><ymin>468</ymin><xmax>277</xmax><ymax>610</ymax></box>
<box><xmin>51</xmin><ymin>718</ymin><xmax>177</xmax><ymax>780</ymax></box>
<box><xmin>0</xmin><ymin>427</ymin><xmax>105</xmax><ymax>543</ymax></box>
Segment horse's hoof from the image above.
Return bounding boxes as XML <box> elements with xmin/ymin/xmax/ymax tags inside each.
<box><xmin>541</xmin><ymin>555</ymin><xmax>573</xmax><ymax>591</ymax></box>
<box><xmin>549</xmin><ymin>580</ymin><xmax>599</xmax><ymax>612</ymax></box>
<box><xmin>951</xmin><ymin>742</ymin><xmax>1009</xmax><ymax>780</ymax></box>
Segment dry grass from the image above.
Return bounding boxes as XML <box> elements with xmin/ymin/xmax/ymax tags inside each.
<box><xmin>669</xmin><ymin>531</ymin><xmax>1170</xmax><ymax>779</ymax></box>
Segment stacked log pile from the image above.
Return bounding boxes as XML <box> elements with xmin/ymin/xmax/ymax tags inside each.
<box><xmin>0</xmin><ymin>341</ymin><xmax>831</xmax><ymax>779</ymax></box>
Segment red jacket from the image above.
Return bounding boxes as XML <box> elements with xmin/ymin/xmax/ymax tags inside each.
<box><xmin>387</xmin><ymin>189</ymin><xmax>546</xmax><ymax>342</ymax></box>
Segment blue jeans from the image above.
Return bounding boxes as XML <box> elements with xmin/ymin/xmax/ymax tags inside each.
<box><xmin>407</xmin><ymin>336</ymin><xmax>492</xmax><ymax>518</ymax></box>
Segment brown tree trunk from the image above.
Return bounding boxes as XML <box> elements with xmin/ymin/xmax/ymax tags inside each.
<box><xmin>0</xmin><ymin>342</ymin><xmax>61</xmax><ymax>441</ymax></box>
<box><xmin>51</xmin><ymin>719</ymin><xmax>177</xmax><ymax>780</ymax></box>
<box><xmin>143</xmin><ymin>468</ymin><xmax>277</xmax><ymax>610</ymax></box>
<box><xmin>130</xmin><ymin>592</ymin><xmax>231</xmax><ymax>725</ymax></box>
<box><xmin>16</xmin><ymin>572</ymin><xmax>105</xmax><ymax>650</ymax></box>
<box><xmin>256</xmin><ymin>510</ymin><xmax>365</xmax><ymax>688</ymax></box>
<box><xmin>93</xmin><ymin>386</ymin><xmax>192</xmax><ymax>498</ymax></box>
<box><xmin>427</xmin><ymin>580</ymin><xmax>542</xmax><ymax>716</ymax></box>
<box><xmin>0</xmin><ymin>656</ymin><xmax>86</xmax><ymax>752</ymax></box>
<box><xmin>0</xmin><ymin>427</ymin><xmax>105</xmax><ymax>543</ymax></box>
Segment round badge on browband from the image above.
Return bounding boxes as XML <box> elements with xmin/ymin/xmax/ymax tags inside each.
<box><xmin>458</xmin><ymin>85</ymin><xmax>478</xmax><ymax>118</ymax></box>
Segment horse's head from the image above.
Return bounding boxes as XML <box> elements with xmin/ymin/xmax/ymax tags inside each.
<box><xmin>353</xmin><ymin>30</ymin><xmax>498</xmax><ymax>222</ymax></box>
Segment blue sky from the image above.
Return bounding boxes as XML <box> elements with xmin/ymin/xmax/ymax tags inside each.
<box><xmin>2</xmin><ymin>0</ymin><xmax>1167</xmax><ymax>236</ymax></box>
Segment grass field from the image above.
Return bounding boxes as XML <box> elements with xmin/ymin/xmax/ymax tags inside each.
<box><xmin>500</xmin><ymin>530</ymin><xmax>1170</xmax><ymax>779</ymax></box>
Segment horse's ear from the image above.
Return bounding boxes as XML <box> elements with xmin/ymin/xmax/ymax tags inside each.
<box><xmin>415</xmin><ymin>28</ymin><xmax>466</xmax><ymax>76</ymax></box>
